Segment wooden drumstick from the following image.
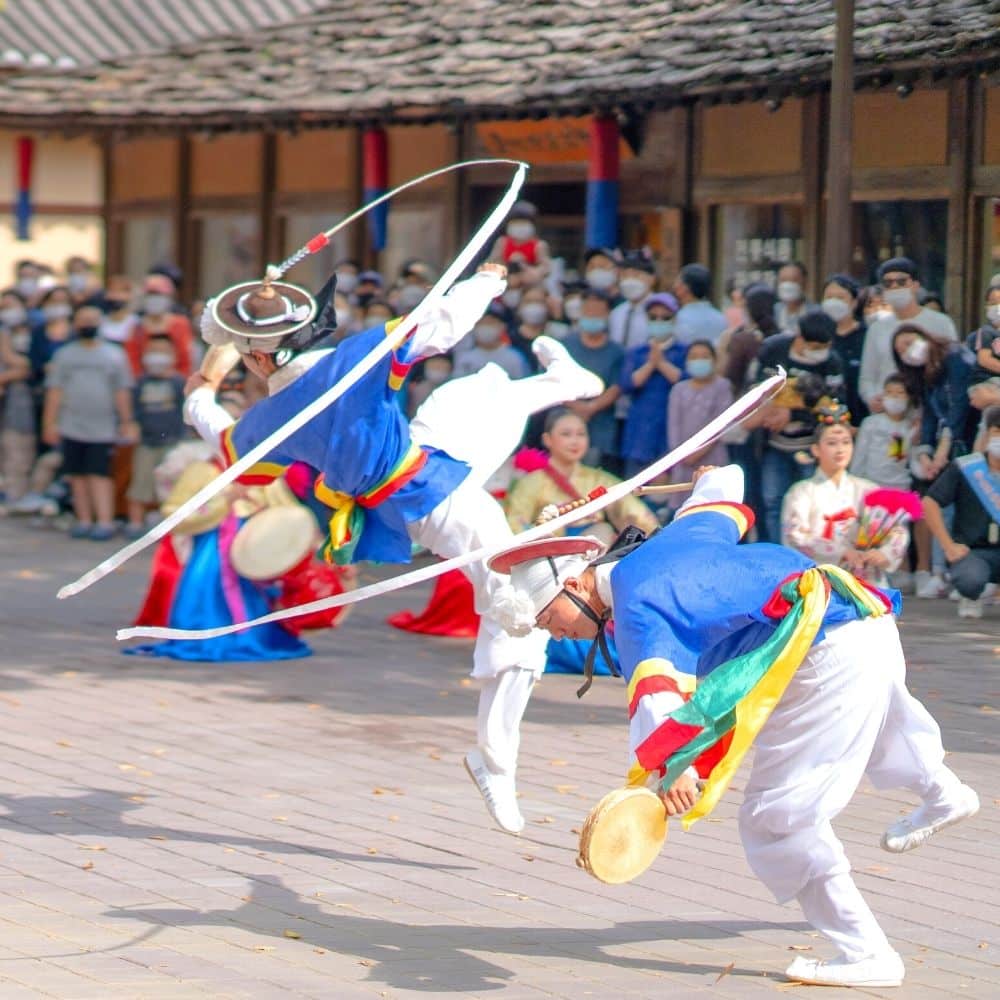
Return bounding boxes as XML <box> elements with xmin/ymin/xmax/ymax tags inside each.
<box><xmin>633</xmin><ymin>481</ymin><xmax>694</xmax><ymax>497</ymax></box>
<box><xmin>199</xmin><ymin>343</ymin><xmax>241</xmax><ymax>384</ymax></box>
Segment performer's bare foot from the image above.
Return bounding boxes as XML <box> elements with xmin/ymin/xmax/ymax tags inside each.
<box><xmin>531</xmin><ymin>336</ymin><xmax>603</xmax><ymax>399</ymax></box>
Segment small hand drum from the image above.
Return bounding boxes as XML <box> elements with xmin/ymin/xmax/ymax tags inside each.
<box><xmin>576</xmin><ymin>786</ymin><xmax>668</xmax><ymax>884</ymax></box>
<box><xmin>230</xmin><ymin>505</ymin><xmax>318</xmax><ymax>582</ymax></box>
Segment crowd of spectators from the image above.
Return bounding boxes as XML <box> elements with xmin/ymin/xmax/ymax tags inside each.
<box><xmin>2</xmin><ymin>199</ymin><xmax>999</xmax><ymax>618</ymax></box>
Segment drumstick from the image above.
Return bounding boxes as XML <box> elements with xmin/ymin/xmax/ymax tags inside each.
<box><xmin>633</xmin><ymin>482</ymin><xmax>694</xmax><ymax>497</ymax></box>
<box><xmin>534</xmin><ymin>487</ymin><xmax>608</xmax><ymax>525</ymax></box>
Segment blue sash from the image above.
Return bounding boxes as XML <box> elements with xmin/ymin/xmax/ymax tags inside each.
<box><xmin>956</xmin><ymin>453</ymin><xmax>1000</xmax><ymax>525</ymax></box>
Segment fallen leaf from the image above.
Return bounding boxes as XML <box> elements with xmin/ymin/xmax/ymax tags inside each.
<box><xmin>570</xmin><ymin>828</ymin><xmax>580</xmax><ymax>835</ymax></box>
<box><xmin>149</xmin><ymin>835</ymin><xmax>167</xmax><ymax>841</ymax></box>
<box><xmin>118</xmin><ymin>763</ymin><xmax>135</xmax><ymax>771</ymax></box>
<box><xmin>373</xmin><ymin>788</ymin><xmax>387</xmax><ymax>795</ymax></box>
<box><xmin>535</xmin><ymin>816</ymin><xmax>555</xmax><ymax>824</ymax></box>
<box><xmin>127</xmin><ymin>795</ymin><xmax>144</xmax><ymax>803</ymax></box>
<box><xmin>150</xmin><ymin>748</ymin><xmax>167</xmax><ymax>756</ymax></box>
<box><xmin>714</xmin><ymin>962</ymin><xmax>735</xmax><ymax>984</ymax></box>
<box><xmin>138</xmin><ymin>769</ymin><xmax>153</xmax><ymax>777</ymax></box>
<box><xmin>978</xmin><ymin>941</ymin><xmax>988</xmax><ymax>950</ymax></box>
<box><xmin>787</xmin><ymin>945</ymin><xmax>812</xmax><ymax>951</ymax></box>
<box><xmin>555</xmin><ymin>785</ymin><xmax>578</xmax><ymax>794</ymax></box>
<box><xmin>253</xmin><ymin>945</ymin><xmax>275</xmax><ymax>952</ymax></box>
<box><xmin>50</xmin><ymin>810</ymin><xmax>67</xmax><ymax>816</ymax></box>
<box><xmin>367</xmin><ymin>847</ymin><xmax>378</xmax><ymax>855</ymax></box>
<box><xmin>223</xmin><ymin>848</ymin><xmax>235</xmax><ymax>854</ymax></box>
<box><xmin>273</xmin><ymin>816</ymin><xmax>288</xmax><ymax>822</ymax></box>
<box><xmin>522</xmin><ymin>855</ymin><xmax>535</xmax><ymax>862</ymax></box>
<box><xmin>313</xmin><ymin>948</ymin><xmax>326</xmax><ymax>954</ymax></box>
<box><xmin>80</xmin><ymin>845</ymin><xmax>106</xmax><ymax>852</ymax></box>
<box><xmin>61</xmin><ymin>671</ymin><xmax>77</xmax><ymax>678</ymax></box>
<box><xmin>359</xmin><ymin>959</ymin><xmax>375</xmax><ymax>967</ymax></box>
<box><xmin>308</xmin><ymin>703</ymin><xmax>321</xmax><ymax>710</ymax></box>
<box><xmin>388</xmin><ymin>815</ymin><xmax>399</xmax><ymax>822</ymax></box>
<box><xmin>282</xmin><ymin>930</ymin><xmax>301</xmax><ymax>939</ymax></box>
<box><xmin>56</xmin><ymin>740</ymin><xmax>73</xmax><ymax>748</ymax></box>
<box><xmin>81</xmin><ymin>861</ymin><xmax>94</xmax><ymax>871</ymax></box>
<box><xmin>549</xmin><ymin>759</ymin><xmax>568</xmax><ymax>767</ymax></box>
<box><xmin>428</xmin><ymin>752</ymin><xmax>441</xmax><ymax>760</ymax></box>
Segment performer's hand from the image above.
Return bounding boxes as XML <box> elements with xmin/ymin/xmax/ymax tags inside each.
<box><xmin>658</xmin><ymin>773</ymin><xmax>699</xmax><ymax>817</ymax></box>
<box><xmin>862</xmin><ymin>549</ymin><xmax>889</xmax><ymax>570</ymax></box>
<box><xmin>184</xmin><ymin>372</ymin><xmax>211</xmax><ymax>397</ymax></box>
<box><xmin>478</xmin><ymin>262</ymin><xmax>507</xmax><ymax>281</ymax></box>
<box><xmin>119</xmin><ymin>420</ymin><xmax>141</xmax><ymax>445</ymax></box>
<box><xmin>690</xmin><ymin>465</ymin><xmax>717</xmax><ymax>486</ymax></box>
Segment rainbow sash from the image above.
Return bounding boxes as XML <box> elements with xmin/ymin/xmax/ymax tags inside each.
<box><xmin>627</xmin><ymin>565</ymin><xmax>888</xmax><ymax>828</ymax></box>
<box><xmin>314</xmin><ymin>442</ymin><xmax>428</xmax><ymax>564</ymax></box>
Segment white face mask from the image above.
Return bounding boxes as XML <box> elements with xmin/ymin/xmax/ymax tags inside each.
<box><xmin>1</xmin><ymin>305</ymin><xmax>27</xmax><ymax>327</ymax></box>
<box><xmin>144</xmin><ymin>293</ymin><xmax>172</xmax><ymax>315</ymax></box>
<box><xmin>821</xmin><ymin>297</ymin><xmax>851</xmax><ymax>323</ymax></box>
<box><xmin>870</xmin><ymin>308</ymin><xmax>895</xmax><ymax>323</ymax></box>
<box><xmin>502</xmin><ymin>288</ymin><xmax>522</xmax><ymax>309</ymax></box>
<box><xmin>519</xmin><ymin>302</ymin><xmax>549</xmax><ymax>326</ymax></box>
<box><xmin>620</xmin><ymin>277</ymin><xmax>650</xmax><ymax>302</ymax></box>
<box><xmin>335</xmin><ymin>307</ymin><xmax>352</xmax><ymax>329</ymax></box>
<box><xmin>43</xmin><ymin>303</ymin><xmax>73</xmax><ymax>321</ymax></box>
<box><xmin>10</xmin><ymin>331</ymin><xmax>30</xmax><ymax>353</ymax></box>
<box><xmin>335</xmin><ymin>271</ymin><xmax>358</xmax><ymax>294</ymax></box>
<box><xmin>507</xmin><ymin>220</ymin><xmax>535</xmax><ymax>241</ymax></box>
<box><xmin>16</xmin><ymin>277</ymin><xmax>38</xmax><ymax>298</ymax></box>
<box><xmin>397</xmin><ymin>285</ymin><xmax>426</xmax><ymax>311</ymax></box>
<box><xmin>883</xmin><ymin>287</ymin><xmax>914</xmax><ymax>311</ymax></box>
<box><xmin>987</xmin><ymin>437</ymin><xmax>1000</xmax><ymax>458</ymax></box>
<box><xmin>902</xmin><ymin>337</ymin><xmax>930</xmax><ymax>366</ymax></box>
<box><xmin>142</xmin><ymin>351</ymin><xmax>173</xmax><ymax>375</ymax></box>
<box><xmin>474</xmin><ymin>322</ymin><xmax>503</xmax><ymax>346</ymax></box>
<box><xmin>882</xmin><ymin>396</ymin><xmax>908</xmax><ymax>417</ymax></box>
<box><xmin>67</xmin><ymin>273</ymin><xmax>89</xmax><ymax>294</ymax></box>
<box><xmin>563</xmin><ymin>297</ymin><xmax>583</xmax><ymax>322</ymax></box>
<box><xmin>777</xmin><ymin>281</ymin><xmax>802</xmax><ymax>304</ymax></box>
<box><xmin>586</xmin><ymin>267</ymin><xmax>617</xmax><ymax>291</ymax></box>
<box><xmin>987</xmin><ymin>304</ymin><xmax>1000</xmax><ymax>326</ymax></box>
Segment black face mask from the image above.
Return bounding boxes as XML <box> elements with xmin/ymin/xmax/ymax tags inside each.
<box><xmin>103</xmin><ymin>298</ymin><xmax>129</xmax><ymax>314</ymax></box>
<box><xmin>76</xmin><ymin>326</ymin><xmax>100</xmax><ymax>339</ymax></box>
<box><xmin>355</xmin><ymin>292</ymin><xmax>374</xmax><ymax>309</ymax></box>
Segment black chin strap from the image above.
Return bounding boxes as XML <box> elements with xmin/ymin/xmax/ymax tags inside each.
<box><xmin>563</xmin><ymin>590</ymin><xmax>617</xmax><ymax>699</ymax></box>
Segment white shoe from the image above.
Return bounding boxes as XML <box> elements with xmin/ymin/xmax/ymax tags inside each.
<box><xmin>914</xmin><ymin>571</ymin><xmax>947</xmax><ymax>598</ymax></box>
<box><xmin>786</xmin><ymin>951</ymin><xmax>904</xmax><ymax>987</ymax></box>
<box><xmin>464</xmin><ymin>749</ymin><xmax>525</xmax><ymax>834</ymax></box>
<box><xmin>881</xmin><ymin>784</ymin><xmax>979</xmax><ymax>853</ymax></box>
<box><xmin>983</xmin><ymin>582</ymin><xmax>998</xmax><ymax>603</ymax></box>
<box><xmin>531</xmin><ymin>336</ymin><xmax>603</xmax><ymax>399</ymax></box>
<box><xmin>10</xmin><ymin>492</ymin><xmax>45</xmax><ymax>514</ymax></box>
<box><xmin>958</xmin><ymin>597</ymin><xmax>984</xmax><ymax>619</ymax></box>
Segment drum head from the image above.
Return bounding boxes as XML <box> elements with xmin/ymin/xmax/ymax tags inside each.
<box><xmin>230</xmin><ymin>505</ymin><xmax>318</xmax><ymax>581</ymax></box>
<box><xmin>577</xmin><ymin>786</ymin><xmax>667</xmax><ymax>884</ymax></box>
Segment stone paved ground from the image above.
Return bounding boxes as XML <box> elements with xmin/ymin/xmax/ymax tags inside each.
<box><xmin>0</xmin><ymin>518</ymin><xmax>997</xmax><ymax>1000</ymax></box>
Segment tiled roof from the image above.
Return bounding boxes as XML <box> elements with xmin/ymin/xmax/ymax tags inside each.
<box><xmin>0</xmin><ymin>0</ymin><xmax>331</xmax><ymax>69</ymax></box>
<box><xmin>0</xmin><ymin>0</ymin><xmax>998</xmax><ymax>129</ymax></box>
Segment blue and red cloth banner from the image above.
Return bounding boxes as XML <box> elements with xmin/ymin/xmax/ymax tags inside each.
<box><xmin>363</xmin><ymin>126</ymin><xmax>389</xmax><ymax>252</ymax></box>
<box><xmin>15</xmin><ymin>136</ymin><xmax>34</xmax><ymax>241</ymax></box>
<box><xmin>585</xmin><ymin>115</ymin><xmax>619</xmax><ymax>251</ymax></box>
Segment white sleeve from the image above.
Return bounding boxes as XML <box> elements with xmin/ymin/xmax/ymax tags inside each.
<box><xmin>849</xmin><ymin>420</ymin><xmax>873</xmax><ymax>480</ymax></box>
<box><xmin>407</xmin><ymin>271</ymin><xmax>506</xmax><ymax>359</ymax></box>
<box><xmin>183</xmin><ymin>385</ymin><xmax>234</xmax><ymax>449</ymax></box>
<box><xmin>676</xmin><ymin>464</ymin><xmax>745</xmax><ymax>513</ymax></box>
<box><xmin>858</xmin><ymin>322</ymin><xmax>883</xmax><ymax>405</ymax></box>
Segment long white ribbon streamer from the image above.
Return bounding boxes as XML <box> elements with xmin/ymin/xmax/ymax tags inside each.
<box><xmin>118</xmin><ymin>371</ymin><xmax>785</xmax><ymax>642</ymax></box>
<box><xmin>58</xmin><ymin>161</ymin><xmax>528</xmax><ymax>601</ymax></box>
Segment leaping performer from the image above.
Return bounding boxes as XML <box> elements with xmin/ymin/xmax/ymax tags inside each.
<box><xmin>488</xmin><ymin>463</ymin><xmax>979</xmax><ymax>987</ymax></box>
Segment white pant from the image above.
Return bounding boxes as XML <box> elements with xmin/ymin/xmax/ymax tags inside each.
<box><xmin>408</xmin><ymin>362</ymin><xmax>581</xmax><ymax>773</ymax></box>
<box><xmin>738</xmin><ymin>614</ymin><xmax>958</xmax><ymax>958</ymax></box>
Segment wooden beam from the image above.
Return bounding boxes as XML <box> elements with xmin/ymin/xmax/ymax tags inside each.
<box><xmin>801</xmin><ymin>91</ymin><xmax>824</xmax><ymax>295</ymax></box>
<box><xmin>824</xmin><ymin>0</ymin><xmax>854</xmax><ymax>276</ymax></box>
<box><xmin>945</xmin><ymin>75</ymin><xmax>972</xmax><ymax>330</ymax></box>
<box><xmin>259</xmin><ymin>130</ymin><xmax>278</xmax><ymax>273</ymax></box>
<box><xmin>692</xmin><ymin>173</ymin><xmax>804</xmax><ymax>203</ymax></box>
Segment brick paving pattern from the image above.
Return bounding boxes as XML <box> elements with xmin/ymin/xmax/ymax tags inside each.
<box><xmin>0</xmin><ymin>519</ymin><xmax>996</xmax><ymax>999</ymax></box>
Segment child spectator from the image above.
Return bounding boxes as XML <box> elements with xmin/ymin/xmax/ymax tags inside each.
<box><xmin>850</xmin><ymin>374</ymin><xmax>915</xmax><ymax>490</ymax></box>
<box><xmin>42</xmin><ymin>305</ymin><xmax>137</xmax><ymax>540</ymax></box>
<box><xmin>126</xmin><ymin>335</ymin><xmax>187</xmax><ymax>538</ymax></box>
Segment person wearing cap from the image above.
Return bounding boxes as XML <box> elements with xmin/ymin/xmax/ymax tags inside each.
<box><xmin>858</xmin><ymin>257</ymin><xmax>957</xmax><ymax>413</ymax></box>
<box><xmin>672</xmin><ymin>263</ymin><xmax>727</xmax><ymax>348</ymax></box>
<box><xmin>609</xmin><ymin>250</ymin><xmax>656</xmax><ymax>352</ymax></box>
<box><xmin>489</xmin><ymin>463</ymin><xmax>978</xmax><ymax>988</ymax></box>
<box><xmin>618</xmin><ymin>292</ymin><xmax>685</xmax><ymax>478</ymax></box>
<box><xmin>489</xmin><ymin>200</ymin><xmax>550</xmax><ymax>284</ymax></box>
<box><xmin>583</xmin><ymin>248</ymin><xmax>621</xmax><ymax>299</ymax></box>
<box><xmin>129</xmin><ymin>270</ymin><xmax>194</xmax><ymax>378</ymax></box>
<box><xmin>452</xmin><ymin>303</ymin><xmax>527</xmax><ymax>381</ymax></box>
<box><xmin>184</xmin><ymin>263</ymin><xmax>604</xmax><ymax>835</ymax></box>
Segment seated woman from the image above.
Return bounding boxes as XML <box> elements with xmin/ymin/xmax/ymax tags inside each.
<box><xmin>504</xmin><ymin>407</ymin><xmax>658</xmax><ymax>674</ymax></box>
<box><xmin>781</xmin><ymin>403</ymin><xmax>909</xmax><ymax>589</ymax></box>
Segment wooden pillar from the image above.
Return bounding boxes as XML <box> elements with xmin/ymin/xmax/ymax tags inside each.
<box><xmin>352</xmin><ymin>126</ymin><xmax>369</xmax><ymax>265</ymax></box>
<box><xmin>682</xmin><ymin>102</ymin><xmax>699</xmax><ymax>265</ymax></box>
<box><xmin>823</xmin><ymin>0</ymin><xmax>854</xmax><ymax>276</ymax></box>
<box><xmin>801</xmin><ymin>92</ymin><xmax>824</xmax><ymax>294</ymax></box>
<box><xmin>100</xmin><ymin>133</ymin><xmax>118</xmax><ymax>276</ymax></box>
<box><xmin>449</xmin><ymin>119</ymin><xmax>467</xmax><ymax>258</ymax></box>
<box><xmin>174</xmin><ymin>134</ymin><xmax>192</xmax><ymax>300</ymax></box>
<box><xmin>946</xmin><ymin>76</ymin><xmax>973</xmax><ymax>331</ymax></box>
<box><xmin>259</xmin><ymin>130</ymin><xmax>278</xmax><ymax>273</ymax></box>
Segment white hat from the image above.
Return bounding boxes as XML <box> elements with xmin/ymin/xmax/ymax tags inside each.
<box><xmin>488</xmin><ymin>536</ymin><xmax>605</xmax><ymax>636</ymax></box>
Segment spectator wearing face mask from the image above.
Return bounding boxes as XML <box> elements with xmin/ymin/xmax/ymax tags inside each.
<box><xmin>748</xmin><ymin>307</ymin><xmax>846</xmax><ymax>542</ymax></box>
<box><xmin>0</xmin><ymin>319</ymin><xmax>34</xmax><ymax>508</ymax></box>
<box><xmin>354</xmin><ymin>270</ymin><xmax>384</xmax><ymax>313</ymax></box>
<box><xmin>820</xmin><ymin>274</ymin><xmax>868</xmax><ymax>424</ymax></box>
<box><xmin>31</xmin><ymin>286</ymin><xmax>77</xmax><ymax>372</ymax></box>
<box><xmin>405</xmin><ymin>353</ymin><xmax>453</xmax><ymax>419</ymax></box>
<box><xmin>858</xmin><ymin>284</ymin><xmax>893</xmax><ymax>326</ymax></box>
<box><xmin>392</xmin><ymin>261</ymin><xmax>433</xmax><ymax>316</ymax></box>
<box><xmin>64</xmin><ymin>256</ymin><xmax>101</xmax><ymax>306</ymax></box>
<box><xmin>508</xmin><ymin>285</ymin><xmax>550</xmax><ymax>371</ymax></box>
<box><xmin>582</xmin><ymin>248</ymin><xmax>621</xmax><ymax>300</ymax></box>
<box><xmin>966</xmin><ymin>284</ymin><xmax>1000</xmax><ymax>401</ymax></box>
<box><xmin>672</xmin><ymin>263</ymin><xmax>727</xmax><ymax>347</ymax></box>
<box><xmin>667</xmin><ymin>340</ymin><xmax>733</xmax><ymax>502</ymax></box>
<box><xmin>453</xmin><ymin>306</ymin><xmax>527</xmax><ymax>380</ymax></box>
<box><xmin>125</xmin><ymin>335</ymin><xmax>187</xmax><ymax>538</ymax></box>
<box><xmin>489</xmin><ymin>200</ymin><xmax>550</xmax><ymax>285</ymax></box>
<box><xmin>333</xmin><ymin>258</ymin><xmax>361</xmax><ymax>300</ymax></box>
<box><xmin>892</xmin><ymin>324</ymin><xmax>974</xmax><ymax>597</ymax></box>
<box><xmin>858</xmin><ymin>257</ymin><xmax>957</xmax><ymax>413</ymax></box>
<box><xmin>13</xmin><ymin>259</ymin><xmax>43</xmax><ymax>309</ymax></box>
<box><xmin>618</xmin><ymin>293</ymin><xmax>684</xmax><ymax>477</ymax></box>
<box><xmin>99</xmin><ymin>276</ymin><xmax>139</xmax><ymax>345</ymax></box>
<box><xmin>42</xmin><ymin>305</ymin><xmax>137</xmax><ymax>540</ymax></box>
<box><xmin>563</xmin><ymin>290</ymin><xmax>623</xmax><ymax>468</ymax></box>
<box><xmin>609</xmin><ymin>251</ymin><xmax>656</xmax><ymax>351</ymax></box>
<box><xmin>923</xmin><ymin>405</ymin><xmax>1000</xmax><ymax>619</ymax></box>
<box><xmin>723</xmin><ymin>277</ymin><xmax>747</xmax><ymax>331</ymax></box>
<box><xmin>774</xmin><ymin>261</ymin><xmax>811</xmax><ymax>332</ymax></box>
<box><xmin>851</xmin><ymin>374</ymin><xmax>916</xmax><ymax>492</ymax></box>
<box><xmin>128</xmin><ymin>272</ymin><xmax>193</xmax><ymax>378</ymax></box>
